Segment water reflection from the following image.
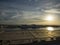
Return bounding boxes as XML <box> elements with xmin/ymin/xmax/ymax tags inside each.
<box><xmin>45</xmin><ymin>27</ymin><xmax>60</xmax><ymax>39</ymax></box>
<box><xmin>47</xmin><ymin>31</ymin><xmax>54</xmax><ymax>37</ymax></box>
<box><xmin>40</xmin><ymin>27</ymin><xmax>57</xmax><ymax>41</ymax></box>
<box><xmin>46</xmin><ymin>27</ymin><xmax>54</xmax><ymax>31</ymax></box>
<box><xmin>0</xmin><ymin>26</ymin><xmax>60</xmax><ymax>39</ymax></box>
<box><xmin>46</xmin><ymin>27</ymin><xmax>54</xmax><ymax>37</ymax></box>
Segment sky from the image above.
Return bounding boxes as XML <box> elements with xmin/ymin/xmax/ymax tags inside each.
<box><xmin>0</xmin><ymin>0</ymin><xmax>60</xmax><ymax>25</ymax></box>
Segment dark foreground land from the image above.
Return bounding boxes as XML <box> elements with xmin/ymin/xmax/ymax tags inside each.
<box><xmin>22</xmin><ymin>39</ymin><xmax>60</xmax><ymax>45</ymax></box>
<box><xmin>21</xmin><ymin>39</ymin><xmax>60</xmax><ymax>45</ymax></box>
<box><xmin>0</xmin><ymin>37</ymin><xmax>60</xmax><ymax>45</ymax></box>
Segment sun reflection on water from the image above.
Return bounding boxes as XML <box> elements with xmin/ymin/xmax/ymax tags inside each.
<box><xmin>46</xmin><ymin>27</ymin><xmax>55</xmax><ymax>37</ymax></box>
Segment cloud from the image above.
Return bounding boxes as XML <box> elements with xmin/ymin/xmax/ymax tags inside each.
<box><xmin>44</xmin><ymin>9</ymin><xmax>60</xmax><ymax>14</ymax></box>
<box><xmin>0</xmin><ymin>0</ymin><xmax>60</xmax><ymax>25</ymax></box>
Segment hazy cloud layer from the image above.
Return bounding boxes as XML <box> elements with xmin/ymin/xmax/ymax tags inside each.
<box><xmin>0</xmin><ymin>0</ymin><xmax>60</xmax><ymax>25</ymax></box>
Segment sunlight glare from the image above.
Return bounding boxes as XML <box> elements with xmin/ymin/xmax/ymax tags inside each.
<box><xmin>46</xmin><ymin>27</ymin><xmax>54</xmax><ymax>31</ymax></box>
<box><xmin>45</xmin><ymin>15</ymin><xmax>54</xmax><ymax>21</ymax></box>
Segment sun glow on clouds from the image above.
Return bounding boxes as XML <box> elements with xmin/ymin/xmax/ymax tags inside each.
<box><xmin>43</xmin><ymin>9</ymin><xmax>58</xmax><ymax>21</ymax></box>
<box><xmin>45</xmin><ymin>15</ymin><xmax>54</xmax><ymax>21</ymax></box>
<box><xmin>43</xmin><ymin>9</ymin><xmax>59</xmax><ymax>22</ymax></box>
<box><xmin>0</xmin><ymin>0</ymin><xmax>60</xmax><ymax>25</ymax></box>
<box><xmin>45</xmin><ymin>9</ymin><xmax>60</xmax><ymax>13</ymax></box>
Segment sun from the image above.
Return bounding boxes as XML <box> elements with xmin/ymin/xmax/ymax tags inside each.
<box><xmin>45</xmin><ymin>15</ymin><xmax>54</xmax><ymax>21</ymax></box>
<box><xmin>46</xmin><ymin>27</ymin><xmax>54</xmax><ymax>31</ymax></box>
